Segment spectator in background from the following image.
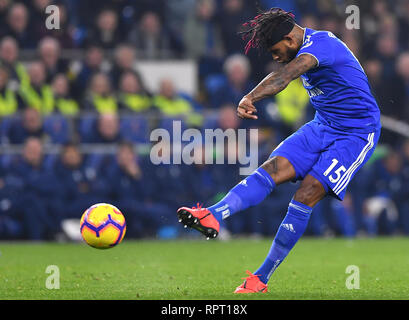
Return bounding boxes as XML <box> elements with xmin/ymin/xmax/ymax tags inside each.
<box><xmin>0</xmin><ymin>157</ymin><xmax>25</xmax><ymax>239</ymax></box>
<box><xmin>110</xmin><ymin>43</ymin><xmax>137</xmax><ymax>89</ymax></box>
<box><xmin>148</xmin><ymin>157</ymin><xmax>191</xmax><ymax>222</ymax></box>
<box><xmin>182</xmin><ymin>146</ymin><xmax>231</xmax><ymax>238</ymax></box>
<box><xmin>0</xmin><ymin>66</ymin><xmax>18</xmax><ymax>117</ymax></box>
<box><xmin>184</xmin><ymin>0</ymin><xmax>224</xmax><ymax>59</ymax></box>
<box><xmin>165</xmin><ymin>0</ymin><xmax>196</xmax><ymax>36</ymax></box>
<box><xmin>379</xmin><ymin>14</ymin><xmax>399</xmax><ymax>39</ymax></box>
<box><xmin>363</xmin><ymin>151</ymin><xmax>403</xmax><ymax>235</ymax></box>
<box><xmin>133</xmin><ymin>0</ymin><xmax>166</xmax><ymax>19</ymax></box>
<box><xmin>84</xmin><ymin>8</ymin><xmax>123</xmax><ymax>49</ymax></box>
<box><xmin>55</xmin><ymin>143</ymin><xmax>109</xmax><ymax>220</ymax></box>
<box><xmin>364</xmin><ymin>58</ymin><xmax>383</xmax><ymax>89</ymax></box>
<box><xmin>0</xmin><ymin>36</ymin><xmax>29</xmax><ymax>86</ymax></box>
<box><xmin>184</xmin><ymin>0</ymin><xmax>225</xmax><ymax>79</ymax></box>
<box><xmin>88</xmin><ymin>112</ymin><xmax>122</xmax><ymax>144</ymax></box>
<box><xmin>376</xmin><ymin>35</ymin><xmax>399</xmax><ymax>79</ymax></box>
<box><xmin>10</xmin><ymin>137</ymin><xmax>63</xmax><ymax>239</ymax></box>
<box><xmin>19</xmin><ymin>61</ymin><xmax>54</xmax><ymax>115</ymax></box>
<box><xmin>273</xmin><ymin>75</ymin><xmax>309</xmax><ymax>135</ymax></box>
<box><xmin>43</xmin><ymin>2</ymin><xmax>75</xmax><ymax>49</ymax></box>
<box><xmin>106</xmin><ymin>142</ymin><xmax>174</xmax><ymax>237</ymax></box>
<box><xmin>399</xmin><ymin>139</ymin><xmax>409</xmax><ymax>233</ymax></box>
<box><xmin>71</xmin><ymin>44</ymin><xmax>105</xmax><ymax>99</ymax></box>
<box><xmin>128</xmin><ymin>11</ymin><xmax>177</xmax><ymax>59</ymax></box>
<box><xmin>320</xmin><ymin>14</ymin><xmax>342</xmax><ymax>37</ymax></box>
<box><xmin>397</xmin><ymin>0</ymin><xmax>409</xmax><ymax>51</ymax></box>
<box><xmin>0</xmin><ymin>0</ymin><xmax>11</xmax><ymax>31</ymax></box>
<box><xmin>28</xmin><ymin>0</ymin><xmax>53</xmax><ymax>42</ymax></box>
<box><xmin>51</xmin><ymin>73</ymin><xmax>79</xmax><ymax>116</ymax></box>
<box><xmin>359</xmin><ymin>0</ymin><xmax>388</xmax><ymax>53</ymax></box>
<box><xmin>118</xmin><ymin>71</ymin><xmax>152</xmax><ymax>114</ymax></box>
<box><xmin>84</xmin><ymin>72</ymin><xmax>118</xmax><ymax>114</ymax></box>
<box><xmin>364</xmin><ymin>54</ymin><xmax>407</xmax><ymax>147</ymax></box>
<box><xmin>209</xmin><ymin>54</ymin><xmax>254</xmax><ymax>108</ymax></box>
<box><xmin>154</xmin><ymin>78</ymin><xmax>202</xmax><ymax>126</ymax></box>
<box><xmin>2</xmin><ymin>2</ymin><xmax>34</xmax><ymax>49</ymax></box>
<box><xmin>217</xmin><ymin>103</ymin><xmax>241</xmax><ymax>131</ymax></box>
<box><xmin>0</xmin><ymin>154</ymin><xmax>30</xmax><ymax>240</ymax></box>
<box><xmin>38</xmin><ymin>37</ymin><xmax>69</xmax><ymax>83</ymax></box>
<box><xmin>299</xmin><ymin>14</ymin><xmax>319</xmax><ymax>30</ymax></box>
<box><xmin>218</xmin><ymin>0</ymin><xmax>255</xmax><ymax>55</ymax></box>
<box><xmin>396</xmin><ymin>52</ymin><xmax>409</xmax><ymax>120</ymax></box>
<box><xmin>7</xmin><ymin>108</ymin><xmax>49</xmax><ymax>144</ymax></box>
<box><xmin>364</xmin><ymin>58</ymin><xmax>405</xmax><ymax>121</ymax></box>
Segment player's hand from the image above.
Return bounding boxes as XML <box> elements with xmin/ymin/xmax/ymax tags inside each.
<box><xmin>237</xmin><ymin>96</ymin><xmax>258</xmax><ymax>120</ymax></box>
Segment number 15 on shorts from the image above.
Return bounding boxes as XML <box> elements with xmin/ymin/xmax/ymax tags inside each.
<box><xmin>323</xmin><ymin>158</ymin><xmax>346</xmax><ymax>183</ymax></box>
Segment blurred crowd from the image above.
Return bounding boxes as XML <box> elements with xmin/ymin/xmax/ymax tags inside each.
<box><xmin>1</xmin><ymin>0</ymin><xmax>409</xmax><ymax>240</ymax></box>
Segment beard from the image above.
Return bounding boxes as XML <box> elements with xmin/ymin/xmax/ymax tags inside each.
<box><xmin>285</xmin><ymin>47</ymin><xmax>299</xmax><ymax>63</ymax></box>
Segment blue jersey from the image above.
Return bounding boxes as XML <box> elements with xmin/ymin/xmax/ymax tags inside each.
<box><xmin>296</xmin><ymin>28</ymin><xmax>381</xmax><ymax>133</ymax></box>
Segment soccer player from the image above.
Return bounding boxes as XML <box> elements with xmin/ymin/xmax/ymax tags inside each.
<box><xmin>177</xmin><ymin>8</ymin><xmax>381</xmax><ymax>293</ymax></box>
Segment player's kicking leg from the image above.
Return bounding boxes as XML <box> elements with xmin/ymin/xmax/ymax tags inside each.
<box><xmin>177</xmin><ymin>156</ymin><xmax>295</xmax><ymax>239</ymax></box>
<box><xmin>234</xmin><ymin>174</ymin><xmax>325</xmax><ymax>293</ymax></box>
<box><xmin>177</xmin><ymin>155</ymin><xmax>325</xmax><ymax>294</ymax></box>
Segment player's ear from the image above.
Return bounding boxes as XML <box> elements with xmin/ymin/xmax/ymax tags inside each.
<box><xmin>283</xmin><ymin>34</ymin><xmax>297</xmax><ymax>48</ymax></box>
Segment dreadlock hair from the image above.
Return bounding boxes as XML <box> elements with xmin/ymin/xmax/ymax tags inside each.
<box><xmin>239</xmin><ymin>7</ymin><xmax>296</xmax><ymax>55</ymax></box>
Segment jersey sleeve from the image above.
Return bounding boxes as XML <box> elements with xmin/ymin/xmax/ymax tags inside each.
<box><xmin>296</xmin><ymin>32</ymin><xmax>335</xmax><ymax>67</ymax></box>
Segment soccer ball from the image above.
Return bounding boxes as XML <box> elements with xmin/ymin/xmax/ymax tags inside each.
<box><xmin>80</xmin><ymin>203</ymin><xmax>126</xmax><ymax>249</ymax></box>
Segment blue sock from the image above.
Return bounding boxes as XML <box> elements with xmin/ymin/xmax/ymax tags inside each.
<box><xmin>208</xmin><ymin>167</ymin><xmax>275</xmax><ymax>223</ymax></box>
<box><xmin>254</xmin><ymin>199</ymin><xmax>312</xmax><ymax>284</ymax></box>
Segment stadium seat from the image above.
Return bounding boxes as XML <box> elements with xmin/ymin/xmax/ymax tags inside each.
<box><xmin>78</xmin><ymin>114</ymin><xmax>98</xmax><ymax>143</ymax></box>
<box><xmin>0</xmin><ymin>154</ymin><xmax>18</xmax><ymax>170</ymax></box>
<box><xmin>120</xmin><ymin>115</ymin><xmax>150</xmax><ymax>143</ymax></box>
<box><xmin>0</xmin><ymin>116</ymin><xmax>17</xmax><ymax>145</ymax></box>
<box><xmin>43</xmin><ymin>114</ymin><xmax>70</xmax><ymax>144</ymax></box>
<box><xmin>83</xmin><ymin>153</ymin><xmax>108</xmax><ymax>172</ymax></box>
<box><xmin>44</xmin><ymin>154</ymin><xmax>58</xmax><ymax>170</ymax></box>
<box><xmin>204</xmin><ymin>74</ymin><xmax>227</xmax><ymax>94</ymax></box>
<box><xmin>204</xmin><ymin>74</ymin><xmax>228</xmax><ymax>108</ymax></box>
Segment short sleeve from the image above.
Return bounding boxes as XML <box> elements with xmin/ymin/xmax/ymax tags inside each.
<box><xmin>296</xmin><ymin>32</ymin><xmax>335</xmax><ymax>67</ymax></box>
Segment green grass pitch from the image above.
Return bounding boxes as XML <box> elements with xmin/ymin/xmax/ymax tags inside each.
<box><xmin>1</xmin><ymin>237</ymin><xmax>409</xmax><ymax>300</ymax></box>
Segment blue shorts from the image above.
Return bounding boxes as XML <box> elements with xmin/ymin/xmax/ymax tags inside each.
<box><xmin>270</xmin><ymin>120</ymin><xmax>380</xmax><ymax>200</ymax></box>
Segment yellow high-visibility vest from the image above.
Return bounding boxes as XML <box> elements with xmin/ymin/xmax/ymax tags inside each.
<box><xmin>153</xmin><ymin>95</ymin><xmax>203</xmax><ymax>127</ymax></box>
<box><xmin>92</xmin><ymin>94</ymin><xmax>118</xmax><ymax>113</ymax></box>
<box><xmin>119</xmin><ymin>93</ymin><xmax>151</xmax><ymax>112</ymax></box>
<box><xmin>55</xmin><ymin>98</ymin><xmax>79</xmax><ymax>116</ymax></box>
<box><xmin>275</xmin><ymin>78</ymin><xmax>309</xmax><ymax>125</ymax></box>
<box><xmin>19</xmin><ymin>83</ymin><xmax>54</xmax><ymax>115</ymax></box>
<box><xmin>15</xmin><ymin>62</ymin><xmax>29</xmax><ymax>87</ymax></box>
<box><xmin>0</xmin><ymin>88</ymin><xmax>18</xmax><ymax>116</ymax></box>
<box><xmin>153</xmin><ymin>95</ymin><xmax>193</xmax><ymax>116</ymax></box>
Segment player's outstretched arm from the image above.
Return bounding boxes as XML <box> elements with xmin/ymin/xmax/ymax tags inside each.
<box><xmin>237</xmin><ymin>54</ymin><xmax>317</xmax><ymax>120</ymax></box>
